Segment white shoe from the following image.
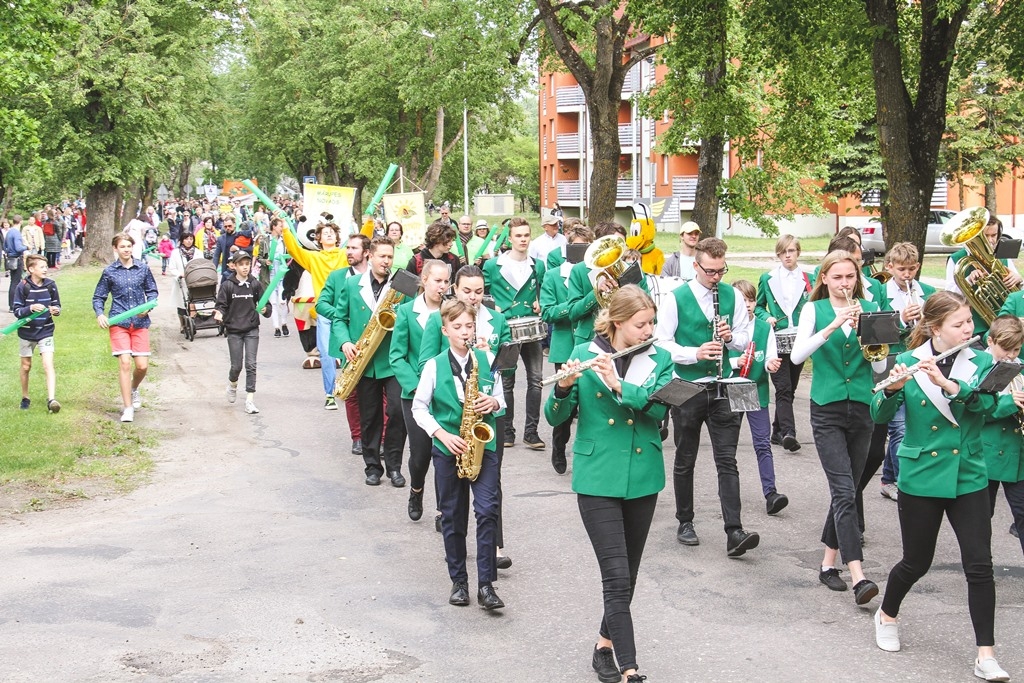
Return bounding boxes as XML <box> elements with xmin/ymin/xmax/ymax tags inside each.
<box><xmin>120</xmin><ymin>407</ymin><xmax>135</xmax><ymax>423</ymax></box>
<box><xmin>975</xmin><ymin>657</ymin><xmax>1010</xmax><ymax>682</ymax></box>
<box><xmin>874</xmin><ymin>608</ymin><xmax>900</xmax><ymax>652</ymax></box>
<box><xmin>227</xmin><ymin>383</ymin><xmax>237</xmax><ymax>404</ymax></box>
<box><xmin>131</xmin><ymin>389</ymin><xmax>142</xmax><ymax>409</ymax></box>
<box><xmin>245</xmin><ymin>399</ymin><xmax>259</xmax><ymax>415</ymax></box>
<box><xmin>880</xmin><ymin>482</ymin><xmax>899</xmax><ymax>501</ymax></box>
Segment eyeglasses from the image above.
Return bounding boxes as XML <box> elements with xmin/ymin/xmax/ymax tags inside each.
<box><xmin>696</xmin><ymin>262</ymin><xmax>729</xmax><ymax>277</ymax></box>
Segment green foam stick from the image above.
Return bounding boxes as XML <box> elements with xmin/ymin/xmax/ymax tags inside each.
<box><xmin>473</xmin><ymin>224</ymin><xmax>500</xmax><ymax>261</ymax></box>
<box><xmin>493</xmin><ymin>225</ymin><xmax>510</xmax><ymax>253</ymax></box>
<box><xmin>365</xmin><ymin>163</ymin><xmax>399</xmax><ymax>217</ymax></box>
<box><xmin>107</xmin><ymin>300</ymin><xmax>158</xmax><ymax>326</ymax></box>
<box><xmin>1</xmin><ymin>309</ymin><xmax>47</xmax><ymax>336</ymax></box>
<box><xmin>256</xmin><ymin>268</ymin><xmax>288</xmax><ymax>313</ymax></box>
<box><xmin>242</xmin><ymin>180</ymin><xmax>295</xmax><ymax>231</ymax></box>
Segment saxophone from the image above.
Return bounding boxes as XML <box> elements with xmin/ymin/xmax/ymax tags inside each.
<box><xmin>333</xmin><ymin>287</ymin><xmax>406</xmax><ymax>401</ymax></box>
<box><xmin>456</xmin><ymin>354</ymin><xmax>495</xmax><ymax>481</ymax></box>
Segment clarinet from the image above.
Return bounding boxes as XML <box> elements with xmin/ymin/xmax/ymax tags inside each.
<box><xmin>711</xmin><ymin>285</ymin><xmax>726</xmax><ymax>399</ymax></box>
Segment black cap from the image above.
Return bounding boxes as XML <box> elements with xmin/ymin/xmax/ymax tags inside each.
<box><xmin>229</xmin><ymin>251</ymin><xmax>252</xmax><ymax>264</ymax></box>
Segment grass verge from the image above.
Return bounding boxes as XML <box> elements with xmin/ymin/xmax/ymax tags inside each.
<box><xmin>0</xmin><ymin>266</ymin><xmax>156</xmax><ymax>514</ymax></box>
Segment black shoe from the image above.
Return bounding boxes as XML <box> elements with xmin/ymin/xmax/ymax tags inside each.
<box><xmin>47</xmin><ymin>399</ymin><xmax>61</xmax><ymax>414</ymax></box>
<box><xmin>281</xmin><ymin>324</ymin><xmax>290</xmax><ymax>337</ymax></box>
<box><xmin>766</xmin><ymin>492</ymin><xmax>789</xmax><ymax>515</ymax></box>
<box><xmin>503</xmin><ymin>433</ymin><xmax>515</xmax><ymax>448</ymax></box>
<box><xmin>496</xmin><ymin>555</ymin><xmax>512</xmax><ymax>570</ymax></box>
<box><xmin>782</xmin><ymin>434</ymin><xmax>801</xmax><ymax>451</ymax></box>
<box><xmin>676</xmin><ymin>522</ymin><xmax>699</xmax><ymax>546</ymax></box>
<box><xmin>408</xmin><ymin>490</ymin><xmax>423</xmax><ymax>521</ymax></box>
<box><xmin>819</xmin><ymin>567</ymin><xmax>848</xmax><ymax>592</ymax></box>
<box><xmin>435</xmin><ymin>513</ymin><xmax>442</xmax><ymax>533</ymax></box>
<box><xmin>351</xmin><ymin>439</ymin><xmax>363</xmax><ymax>455</ymax></box>
<box><xmin>770</xmin><ymin>432</ymin><xmax>783</xmax><ymax>446</ymax></box>
<box><xmin>726</xmin><ymin>529</ymin><xmax>760</xmax><ymax>557</ymax></box>
<box><xmin>365</xmin><ymin>472</ymin><xmax>381</xmax><ymax>486</ymax></box>
<box><xmin>20</xmin><ymin>397</ymin><xmax>30</xmax><ymax>410</ymax></box>
<box><xmin>1012</xmin><ymin>523</ymin><xmax>1020</xmax><ymax>539</ymax></box>
<box><xmin>626</xmin><ymin>675</ymin><xmax>647</xmax><ymax>683</ymax></box>
<box><xmin>477</xmin><ymin>584</ymin><xmax>505</xmax><ymax>610</ymax></box>
<box><xmin>523</xmin><ymin>436</ymin><xmax>546</xmax><ymax>450</ymax></box>
<box><xmin>592</xmin><ymin>646</ymin><xmax>619</xmax><ymax>683</ymax></box>
<box><xmin>551</xmin><ymin>450</ymin><xmax>567</xmax><ymax>475</ymax></box>
<box><xmin>449</xmin><ymin>581</ymin><xmax>470</xmax><ymax>606</ymax></box>
<box><xmin>389</xmin><ymin>471</ymin><xmax>406</xmax><ymax>488</ymax></box>
<box><xmin>853</xmin><ymin>579</ymin><xmax>879</xmax><ymax>605</ymax></box>
<box><xmin>274</xmin><ymin>329</ymin><xmax>282</xmax><ymax>338</ymax></box>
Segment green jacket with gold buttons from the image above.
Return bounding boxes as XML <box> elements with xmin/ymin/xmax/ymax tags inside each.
<box><xmin>871</xmin><ymin>346</ymin><xmax>996</xmax><ymax>498</ymax></box>
<box><xmin>983</xmin><ymin>392</ymin><xmax>1024</xmax><ymax>483</ymax></box>
<box><xmin>544</xmin><ymin>341</ymin><xmax>674</xmax><ymax>500</ymax></box>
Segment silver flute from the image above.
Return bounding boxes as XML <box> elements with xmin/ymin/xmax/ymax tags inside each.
<box><xmin>542</xmin><ymin>338</ymin><xmax>658</xmax><ymax>387</ymax></box>
<box><xmin>872</xmin><ymin>335</ymin><xmax>980</xmax><ymax>393</ymax></box>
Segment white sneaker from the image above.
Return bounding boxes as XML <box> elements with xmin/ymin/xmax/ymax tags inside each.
<box><xmin>975</xmin><ymin>657</ymin><xmax>1010</xmax><ymax>682</ymax></box>
<box><xmin>120</xmin><ymin>407</ymin><xmax>135</xmax><ymax>423</ymax></box>
<box><xmin>880</xmin><ymin>482</ymin><xmax>899</xmax><ymax>501</ymax></box>
<box><xmin>245</xmin><ymin>399</ymin><xmax>259</xmax><ymax>414</ymax></box>
<box><xmin>227</xmin><ymin>383</ymin><xmax>238</xmax><ymax>404</ymax></box>
<box><xmin>131</xmin><ymin>389</ymin><xmax>142</xmax><ymax>409</ymax></box>
<box><xmin>874</xmin><ymin>608</ymin><xmax>900</xmax><ymax>652</ymax></box>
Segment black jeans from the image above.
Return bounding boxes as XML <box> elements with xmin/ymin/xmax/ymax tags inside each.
<box><xmin>882</xmin><ymin>488</ymin><xmax>995</xmax><ymax>646</ymax></box>
<box><xmin>226</xmin><ymin>328</ymin><xmax>259</xmax><ymax>393</ymax></box>
<box><xmin>856</xmin><ymin>421</ymin><xmax>889</xmax><ymax>532</ymax></box>
<box><xmin>809</xmin><ymin>400</ymin><xmax>871</xmax><ymax>564</ymax></box>
<box><xmin>578</xmin><ymin>493</ymin><xmax>658</xmax><ymax>675</ymax></box>
<box><xmin>7</xmin><ymin>263</ymin><xmax>23</xmax><ymax>311</ymax></box>
<box><xmin>988</xmin><ymin>480</ymin><xmax>1024</xmax><ymax>555</ymax></box>
<box><xmin>770</xmin><ymin>354</ymin><xmax>804</xmax><ymax>440</ymax></box>
<box><xmin>502</xmin><ymin>339</ymin><xmax>543</xmax><ymax>441</ymax></box>
<box><xmin>435</xmin><ymin>448</ymin><xmax>500</xmax><ymax>586</ymax></box>
<box><xmin>403</xmin><ymin>397</ymin><xmax>438</xmax><ymax>508</ymax></box>
<box><xmin>552</xmin><ymin>363</ymin><xmax>577</xmax><ymax>457</ymax></box>
<box><xmin>671</xmin><ymin>390</ymin><xmax>744</xmax><ymax>533</ymax></box>
<box><xmin>356</xmin><ymin>376</ymin><xmax>406</xmax><ymax>477</ymax></box>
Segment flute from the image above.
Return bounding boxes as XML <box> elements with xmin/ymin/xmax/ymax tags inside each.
<box><xmin>872</xmin><ymin>335</ymin><xmax>980</xmax><ymax>393</ymax></box>
<box><xmin>542</xmin><ymin>338</ymin><xmax>658</xmax><ymax>387</ymax></box>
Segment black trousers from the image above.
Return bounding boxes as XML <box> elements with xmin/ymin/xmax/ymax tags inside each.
<box><xmin>403</xmin><ymin>397</ymin><xmax>438</xmax><ymax>509</ymax></box>
<box><xmin>7</xmin><ymin>263</ymin><xmax>23</xmax><ymax>311</ymax></box>
<box><xmin>435</xmin><ymin>448</ymin><xmax>500</xmax><ymax>586</ymax></box>
<box><xmin>856</xmin><ymin>421</ymin><xmax>889</xmax><ymax>532</ymax></box>
<box><xmin>770</xmin><ymin>354</ymin><xmax>804</xmax><ymax>440</ymax></box>
<box><xmin>989</xmin><ymin>479</ymin><xmax>1024</xmax><ymax>554</ymax></box>
<box><xmin>882</xmin><ymin>488</ymin><xmax>996</xmax><ymax>646</ymax></box>
<box><xmin>357</xmin><ymin>375</ymin><xmax>406</xmax><ymax>477</ymax></box>
<box><xmin>671</xmin><ymin>390</ymin><xmax>744</xmax><ymax>533</ymax></box>
<box><xmin>552</xmin><ymin>362</ymin><xmax>577</xmax><ymax>457</ymax></box>
<box><xmin>578</xmin><ymin>493</ymin><xmax>658</xmax><ymax>675</ymax></box>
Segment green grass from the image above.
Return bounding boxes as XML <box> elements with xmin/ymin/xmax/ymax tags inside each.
<box><xmin>0</xmin><ymin>267</ymin><xmax>155</xmax><ymax>508</ymax></box>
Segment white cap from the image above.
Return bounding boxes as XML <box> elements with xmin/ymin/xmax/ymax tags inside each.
<box><xmin>681</xmin><ymin>221</ymin><xmax>701</xmax><ymax>234</ymax></box>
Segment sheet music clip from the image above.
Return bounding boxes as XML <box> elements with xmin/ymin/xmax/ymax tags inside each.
<box><xmin>977</xmin><ymin>361</ymin><xmax>1023</xmax><ymax>394</ymax></box>
<box><xmin>650</xmin><ymin>378</ymin><xmax>704</xmax><ymax>407</ymax></box>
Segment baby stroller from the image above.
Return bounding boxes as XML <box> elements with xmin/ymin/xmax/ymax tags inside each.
<box><xmin>179</xmin><ymin>259</ymin><xmax>222</xmax><ymax>341</ymax></box>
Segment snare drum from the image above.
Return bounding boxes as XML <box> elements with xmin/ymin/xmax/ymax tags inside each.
<box><xmin>776</xmin><ymin>329</ymin><xmax>797</xmax><ymax>355</ymax></box>
<box><xmin>509</xmin><ymin>316</ymin><xmax>547</xmax><ymax>343</ymax></box>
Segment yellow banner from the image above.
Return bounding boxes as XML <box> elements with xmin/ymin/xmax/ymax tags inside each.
<box><xmin>303</xmin><ymin>183</ymin><xmax>356</xmax><ymax>232</ymax></box>
<box><xmin>382</xmin><ymin>192</ymin><xmax>427</xmax><ymax>249</ymax></box>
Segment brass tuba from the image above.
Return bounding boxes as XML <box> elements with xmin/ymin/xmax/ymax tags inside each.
<box><xmin>457</xmin><ymin>354</ymin><xmax>494</xmax><ymax>481</ymax></box>
<box><xmin>584</xmin><ymin>234</ymin><xmax>627</xmax><ymax>307</ymax></box>
<box><xmin>334</xmin><ymin>270</ymin><xmax>420</xmax><ymax>400</ymax></box>
<box><xmin>941</xmin><ymin>206</ymin><xmax>1016</xmax><ymax>326</ymax></box>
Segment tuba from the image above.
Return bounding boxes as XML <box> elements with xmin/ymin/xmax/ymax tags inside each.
<box><xmin>334</xmin><ymin>270</ymin><xmax>420</xmax><ymax>400</ymax></box>
<box><xmin>584</xmin><ymin>234</ymin><xmax>627</xmax><ymax>307</ymax></box>
<box><xmin>942</xmin><ymin>206</ymin><xmax>1016</xmax><ymax>326</ymax></box>
<box><xmin>457</xmin><ymin>354</ymin><xmax>494</xmax><ymax>481</ymax></box>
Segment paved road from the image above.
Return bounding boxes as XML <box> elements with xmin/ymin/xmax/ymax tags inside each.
<box><xmin>0</xmin><ymin>276</ymin><xmax>1022</xmax><ymax>682</ymax></box>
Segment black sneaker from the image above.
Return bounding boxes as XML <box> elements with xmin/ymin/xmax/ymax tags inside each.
<box><xmin>47</xmin><ymin>399</ymin><xmax>61</xmax><ymax>414</ymax></box>
<box><xmin>281</xmin><ymin>324</ymin><xmax>290</xmax><ymax>337</ymax></box>
<box><xmin>408</xmin><ymin>490</ymin><xmax>423</xmax><ymax>521</ymax></box>
<box><xmin>274</xmin><ymin>329</ymin><xmax>282</xmax><ymax>338</ymax></box>
<box><xmin>770</xmin><ymin>432</ymin><xmax>783</xmax><ymax>446</ymax></box>
<box><xmin>20</xmin><ymin>397</ymin><xmax>30</xmax><ymax>410</ymax></box>
<box><xmin>435</xmin><ymin>513</ymin><xmax>442</xmax><ymax>533</ymax></box>
<box><xmin>853</xmin><ymin>579</ymin><xmax>879</xmax><ymax>605</ymax></box>
<box><xmin>592</xmin><ymin>646</ymin><xmax>619</xmax><ymax>683</ymax></box>
<box><xmin>1012</xmin><ymin>523</ymin><xmax>1020</xmax><ymax>539</ymax></box>
<box><xmin>819</xmin><ymin>567</ymin><xmax>848</xmax><ymax>592</ymax></box>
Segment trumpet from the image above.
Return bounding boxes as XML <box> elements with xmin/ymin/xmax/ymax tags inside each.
<box><xmin>542</xmin><ymin>338</ymin><xmax>657</xmax><ymax>387</ymax></box>
<box><xmin>872</xmin><ymin>335</ymin><xmax>980</xmax><ymax>392</ymax></box>
<box><xmin>844</xmin><ymin>287</ymin><xmax>889</xmax><ymax>361</ymax></box>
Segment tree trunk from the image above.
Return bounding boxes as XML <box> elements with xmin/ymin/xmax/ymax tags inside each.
<box><xmin>420</xmin><ymin>107</ymin><xmax>447</xmax><ymax>196</ymax></box>
<box><xmin>78</xmin><ymin>183</ymin><xmax>120</xmax><ymax>267</ymax></box>
<box><xmin>587</xmin><ymin>97</ymin><xmax>620</xmax><ymax>225</ymax></box>
<box><xmin>985</xmin><ymin>181</ymin><xmax>997</xmax><ymax>214</ymax></box>
<box><xmin>693</xmin><ymin>133</ymin><xmax>725</xmax><ymax>237</ymax></box>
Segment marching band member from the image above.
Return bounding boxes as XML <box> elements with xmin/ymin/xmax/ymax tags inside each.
<box><xmin>482</xmin><ymin>217</ymin><xmax>546</xmax><ymax>449</ymax></box>
<box><xmin>319</xmin><ymin>237</ymin><xmax>407</xmax><ymax>487</ymax></box>
<box><xmin>755</xmin><ymin>234</ymin><xmax>811</xmax><ymax>452</ymax></box>
<box><xmin>733</xmin><ymin>280</ymin><xmax>789</xmax><ymax>515</ymax></box>
<box><xmin>390</xmin><ymin>260</ymin><xmax>451</xmax><ymax>522</ymax></box>
<box><xmin>870</xmin><ymin>292</ymin><xmax>1010</xmax><ymax>683</ymax></box>
<box><xmin>545</xmin><ymin>285</ymin><xmax>674</xmax><ymax>683</ymax></box>
<box><xmin>546</xmin><ymin>217</ymin><xmax>586</xmax><ymax>270</ymax></box>
<box><xmin>281</xmin><ymin>220</ymin><xmax>349</xmax><ymax>410</ymax></box>
<box><xmin>982</xmin><ymin>315</ymin><xmax>1024</xmax><ymax>555</ymax></box>
<box><xmin>341</xmin><ymin>234</ymin><xmax>370</xmax><ymax>455</ymax></box>
<box><xmin>566</xmin><ymin>222</ymin><xmax>631</xmax><ymax>348</ymax></box>
<box><xmin>946</xmin><ymin>214</ymin><xmax>1022</xmax><ymax>336</ymax></box>
<box><xmin>791</xmin><ymin>250</ymin><xmax>885</xmax><ymax>604</ymax></box>
<box><xmin>412</xmin><ymin>300</ymin><xmax>506</xmax><ymax>610</ymax></box>
<box><xmin>540</xmin><ymin>223</ymin><xmax>595</xmax><ymax>474</ymax></box>
<box><xmin>661</xmin><ymin>220</ymin><xmax>701</xmax><ymax>280</ymax></box>
<box><xmin>654</xmin><ymin>237</ymin><xmax>760</xmax><ymax>556</ymax></box>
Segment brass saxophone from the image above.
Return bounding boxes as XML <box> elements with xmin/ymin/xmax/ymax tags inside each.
<box><xmin>333</xmin><ymin>287</ymin><xmax>406</xmax><ymax>401</ymax></box>
<box><xmin>457</xmin><ymin>355</ymin><xmax>495</xmax><ymax>481</ymax></box>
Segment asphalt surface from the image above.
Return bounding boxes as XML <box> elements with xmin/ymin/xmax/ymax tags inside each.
<box><xmin>0</xmin><ymin>274</ymin><xmax>1022</xmax><ymax>682</ymax></box>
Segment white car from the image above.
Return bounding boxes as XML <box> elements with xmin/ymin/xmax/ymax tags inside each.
<box><xmin>858</xmin><ymin>210</ymin><xmax>958</xmax><ymax>256</ymax></box>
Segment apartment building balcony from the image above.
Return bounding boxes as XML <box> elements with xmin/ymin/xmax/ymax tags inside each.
<box><xmin>556</xmin><ymin>133</ymin><xmax>582</xmax><ymax>157</ymax></box>
<box><xmin>619</xmin><ymin>124</ymin><xmax>637</xmax><ymax>151</ymax></box>
<box><xmin>557</xmin><ymin>180</ymin><xmax>582</xmax><ymax>202</ymax></box>
<box><xmin>617</xmin><ymin>179</ymin><xmax>637</xmax><ymax>203</ymax></box>
<box><xmin>621</xmin><ymin>64</ymin><xmax>640</xmax><ymax>98</ymax></box>
<box><xmin>556</xmin><ymin>86</ymin><xmax>586</xmax><ymax>111</ymax></box>
<box><xmin>673</xmin><ymin>175</ymin><xmax>699</xmax><ymax>210</ymax></box>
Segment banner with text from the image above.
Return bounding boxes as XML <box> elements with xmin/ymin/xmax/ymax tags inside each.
<box><xmin>303</xmin><ymin>183</ymin><xmax>356</xmax><ymax>229</ymax></box>
<box><xmin>382</xmin><ymin>192</ymin><xmax>427</xmax><ymax>250</ymax></box>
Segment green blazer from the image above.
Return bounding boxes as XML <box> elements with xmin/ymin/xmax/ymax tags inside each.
<box><xmin>540</xmin><ymin>262</ymin><xmax>575</xmax><ymax>364</ymax></box>
<box><xmin>565</xmin><ymin>260</ymin><xmax>650</xmax><ymax>346</ymax></box>
<box><xmin>320</xmin><ymin>269</ymin><xmax>402</xmax><ymax>379</ymax></box>
<box><xmin>482</xmin><ymin>252</ymin><xmax>545</xmax><ymax>319</ymax></box>
<box><xmin>983</xmin><ymin>391</ymin><xmax>1024</xmax><ymax>483</ymax></box>
<box><xmin>754</xmin><ymin>266</ymin><xmax>810</xmax><ymax>331</ymax></box>
<box><xmin>546</xmin><ymin>245</ymin><xmax>566</xmax><ymax>270</ymax></box>
<box><xmin>871</xmin><ymin>345</ymin><xmax>996</xmax><ymax>498</ymax></box>
<box><xmin>390</xmin><ymin>295</ymin><xmax>436</xmax><ymax>399</ymax></box>
<box><xmin>417</xmin><ymin>305</ymin><xmax>512</xmax><ymax>370</ymax></box>
<box><xmin>745</xmin><ymin>317</ymin><xmax>773</xmax><ymax>408</ymax></box>
<box><xmin>544</xmin><ymin>341</ymin><xmax>674</xmax><ymax>499</ymax></box>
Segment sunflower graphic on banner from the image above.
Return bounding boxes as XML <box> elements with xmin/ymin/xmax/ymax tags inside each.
<box><xmin>382</xmin><ymin>192</ymin><xmax>427</xmax><ymax>249</ymax></box>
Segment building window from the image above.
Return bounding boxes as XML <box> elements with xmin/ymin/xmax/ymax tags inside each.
<box><xmin>662</xmin><ymin>155</ymin><xmax>668</xmax><ymax>185</ymax></box>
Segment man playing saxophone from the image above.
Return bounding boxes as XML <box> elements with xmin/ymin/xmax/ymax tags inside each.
<box><xmin>412</xmin><ymin>300</ymin><xmax>507</xmax><ymax>610</ymax></box>
<box><xmin>319</xmin><ymin>236</ymin><xmax>408</xmax><ymax>487</ymax></box>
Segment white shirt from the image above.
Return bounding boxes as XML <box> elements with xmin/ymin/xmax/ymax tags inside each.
<box><xmin>497</xmin><ymin>251</ymin><xmax>535</xmax><ymax>291</ymax></box>
<box><xmin>790</xmin><ymin>299</ymin><xmax>888</xmax><ymax>373</ymax></box>
<box><xmin>677</xmin><ymin>252</ymin><xmax>697</xmax><ymax>281</ymax></box>
<box><xmin>776</xmin><ymin>266</ymin><xmax>806</xmax><ymax>315</ymax></box>
<box><xmin>655</xmin><ymin>279</ymin><xmax>751</xmax><ymax>365</ymax></box>
<box><xmin>529</xmin><ymin>232</ymin><xmax>567</xmax><ymax>261</ymax></box>
<box><xmin>411</xmin><ymin>349</ymin><xmax>506</xmax><ymax>438</ymax></box>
